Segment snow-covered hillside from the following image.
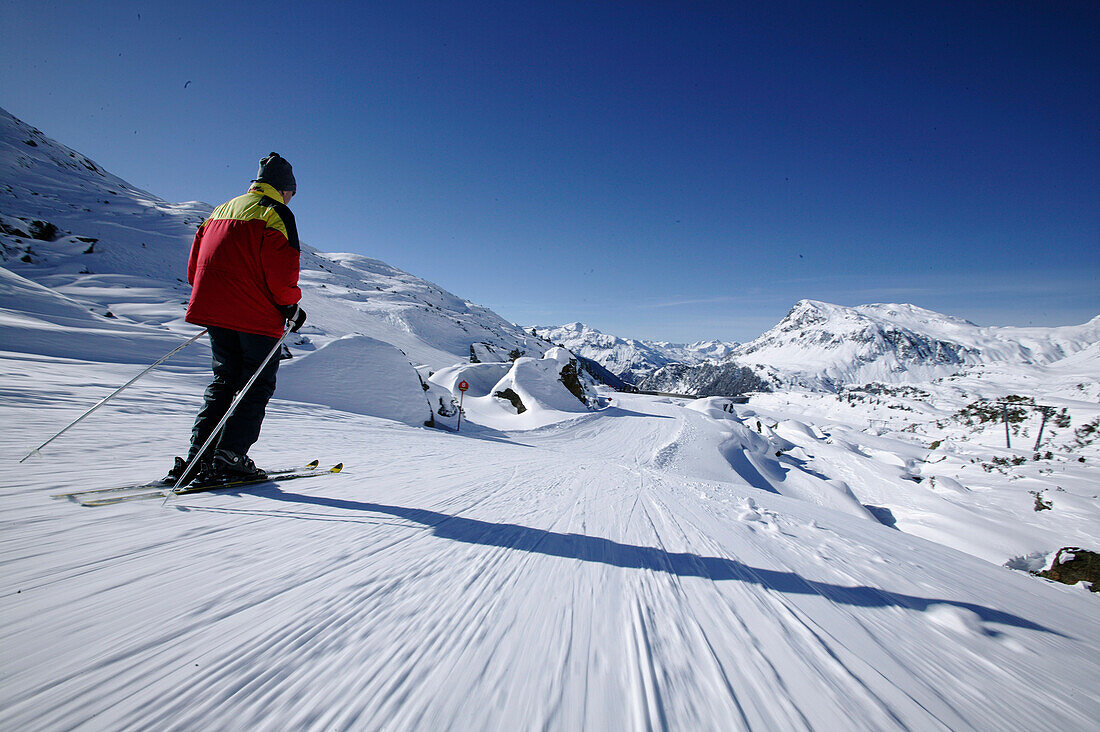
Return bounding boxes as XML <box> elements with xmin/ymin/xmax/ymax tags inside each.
<box><xmin>532</xmin><ymin>321</ymin><xmax>737</xmax><ymax>383</ymax></box>
<box><xmin>0</xmin><ymin>107</ymin><xmax>542</xmax><ymax>372</ymax></box>
<box><xmin>3</xmin><ymin>110</ymin><xmax>1099</xmax><ymax>730</ymax></box>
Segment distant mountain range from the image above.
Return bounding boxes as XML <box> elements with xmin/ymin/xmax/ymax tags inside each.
<box><xmin>529</xmin><ymin>322</ymin><xmax>738</xmax><ymax>383</ymax></box>
<box><xmin>647</xmin><ymin>300</ymin><xmax>1099</xmax><ymax>394</ymax></box>
<box><xmin>539</xmin><ymin>300</ymin><xmax>1099</xmax><ymax>396</ymax></box>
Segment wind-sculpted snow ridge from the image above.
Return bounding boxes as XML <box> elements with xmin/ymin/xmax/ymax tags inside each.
<box><xmin>0</xmin><ymin>107</ymin><xmax>543</xmax><ymax>371</ymax></box>
<box><xmin>277</xmin><ymin>335</ymin><xmax>434</xmax><ymax>427</ymax></box>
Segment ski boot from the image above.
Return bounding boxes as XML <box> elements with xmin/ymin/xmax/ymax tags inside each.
<box><xmin>206</xmin><ymin>449</ymin><xmax>267</xmax><ymax>484</ymax></box>
<box><xmin>160</xmin><ymin>455</ymin><xmax>211</xmax><ymax>486</ymax></box>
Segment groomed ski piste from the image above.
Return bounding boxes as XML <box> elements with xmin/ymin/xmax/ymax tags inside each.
<box><xmin>4</xmin><ymin>358</ymin><xmax>1099</xmax><ymax>730</ymax></box>
<box><xmin>2</xmin><ymin>108</ymin><xmax>1099</xmax><ymax>730</ymax></box>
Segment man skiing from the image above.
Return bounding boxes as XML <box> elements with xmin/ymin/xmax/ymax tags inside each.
<box><xmin>163</xmin><ymin>152</ymin><xmax>307</xmax><ymax>486</ymax></box>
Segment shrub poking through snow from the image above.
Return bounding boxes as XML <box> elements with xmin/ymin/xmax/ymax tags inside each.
<box><xmin>1075</xmin><ymin>417</ymin><xmax>1099</xmax><ymax>448</ymax></box>
<box><xmin>1030</xmin><ymin>490</ymin><xmax>1053</xmax><ymax>511</ymax></box>
<box><xmin>952</xmin><ymin>396</ymin><xmax>1032</xmax><ymax>428</ymax></box>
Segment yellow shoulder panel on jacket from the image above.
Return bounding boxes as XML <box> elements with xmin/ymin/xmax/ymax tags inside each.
<box><xmin>206</xmin><ymin>191</ymin><xmax>289</xmax><ymax>239</ymax></box>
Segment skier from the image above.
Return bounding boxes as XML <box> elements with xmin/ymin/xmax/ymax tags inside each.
<box><xmin>163</xmin><ymin>152</ymin><xmax>307</xmax><ymax>485</ymax></box>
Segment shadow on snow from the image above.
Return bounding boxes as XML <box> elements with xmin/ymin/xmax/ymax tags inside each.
<box><xmin>224</xmin><ymin>485</ymin><xmax>1060</xmax><ymax>637</ymax></box>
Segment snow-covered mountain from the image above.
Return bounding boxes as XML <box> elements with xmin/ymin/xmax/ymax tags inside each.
<box><xmin>640</xmin><ymin>299</ymin><xmax>1100</xmax><ymax>395</ymax></box>
<box><xmin>531</xmin><ymin>321</ymin><xmax>737</xmax><ymax>383</ymax></box>
<box><xmin>738</xmin><ymin>300</ymin><xmax>1099</xmax><ymax>387</ymax></box>
<box><xmin>0</xmin><ymin>107</ymin><xmax>543</xmax><ymax>372</ymax></box>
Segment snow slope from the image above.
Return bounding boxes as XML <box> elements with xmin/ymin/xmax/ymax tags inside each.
<box><xmin>0</xmin><ymin>107</ymin><xmax>543</xmax><ymax>373</ymax></box>
<box><xmin>2</xmin><ymin>365</ymin><xmax>1098</xmax><ymax>730</ymax></box>
<box><xmin>3</xmin><ymin>108</ymin><xmax>1099</xmax><ymax>731</ymax></box>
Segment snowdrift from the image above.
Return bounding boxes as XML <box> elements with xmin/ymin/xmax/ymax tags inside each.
<box><xmin>277</xmin><ymin>335</ymin><xmax>431</xmax><ymax>427</ymax></box>
<box><xmin>686</xmin><ymin>397</ymin><xmax>877</xmax><ymax>520</ymax></box>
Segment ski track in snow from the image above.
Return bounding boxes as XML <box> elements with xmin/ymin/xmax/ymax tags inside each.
<box><xmin>2</xmin><ymin>367</ymin><xmax>1098</xmax><ymax>731</ymax></box>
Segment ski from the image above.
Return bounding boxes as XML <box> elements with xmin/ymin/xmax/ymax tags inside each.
<box><xmin>51</xmin><ymin>460</ymin><xmax>321</xmax><ymax>500</ymax></box>
<box><xmin>74</xmin><ymin>463</ymin><xmax>342</xmax><ymax>507</ymax></box>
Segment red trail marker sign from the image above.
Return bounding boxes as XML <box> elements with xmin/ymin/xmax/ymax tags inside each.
<box><xmin>456</xmin><ymin>380</ymin><xmax>469</xmax><ymax>430</ymax></box>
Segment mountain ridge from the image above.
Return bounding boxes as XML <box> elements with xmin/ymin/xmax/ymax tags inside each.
<box><xmin>624</xmin><ymin>298</ymin><xmax>1097</xmax><ymax>395</ymax></box>
<box><xmin>530</xmin><ymin>321</ymin><xmax>738</xmax><ymax>383</ymax></box>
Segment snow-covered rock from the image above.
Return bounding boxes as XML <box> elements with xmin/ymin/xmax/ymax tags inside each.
<box><xmin>430</xmin><ymin>347</ymin><xmax>599</xmax><ymax>430</ymax></box>
<box><xmin>276</xmin><ymin>335</ymin><xmax>432</xmax><ymax>427</ymax></box>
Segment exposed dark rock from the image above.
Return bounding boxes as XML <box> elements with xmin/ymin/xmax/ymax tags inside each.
<box><xmin>1036</xmin><ymin>548</ymin><xmax>1099</xmax><ymax>591</ymax></box>
<box><xmin>494</xmin><ymin>388</ymin><xmax>526</xmax><ymax>414</ymax></box>
<box><xmin>28</xmin><ymin>220</ymin><xmax>58</xmax><ymax>241</ymax></box>
<box><xmin>0</xmin><ymin>220</ymin><xmax>30</xmax><ymax>238</ymax></box>
<box><xmin>576</xmin><ymin>355</ymin><xmax>628</xmax><ymax>390</ymax></box>
<box><xmin>559</xmin><ymin>360</ymin><xmax>590</xmax><ymax>406</ymax></box>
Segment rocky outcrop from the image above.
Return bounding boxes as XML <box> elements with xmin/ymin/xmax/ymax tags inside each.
<box><xmin>1036</xmin><ymin>547</ymin><xmax>1099</xmax><ymax>592</ymax></box>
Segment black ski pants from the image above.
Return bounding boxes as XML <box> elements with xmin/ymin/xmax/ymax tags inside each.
<box><xmin>189</xmin><ymin>326</ymin><xmax>281</xmax><ymax>460</ymax></box>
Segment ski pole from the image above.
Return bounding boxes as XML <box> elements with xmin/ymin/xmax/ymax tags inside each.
<box><xmin>165</xmin><ymin>323</ymin><xmax>293</xmax><ymax>503</ymax></box>
<box><xmin>20</xmin><ymin>329</ymin><xmax>209</xmax><ymax>463</ymax></box>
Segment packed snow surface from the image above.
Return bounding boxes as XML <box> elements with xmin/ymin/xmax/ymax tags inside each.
<box><xmin>3</xmin><ymin>364</ymin><xmax>1099</xmax><ymax>730</ymax></box>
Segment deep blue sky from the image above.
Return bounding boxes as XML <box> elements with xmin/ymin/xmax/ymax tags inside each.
<box><xmin>3</xmin><ymin>0</ymin><xmax>1097</xmax><ymax>342</ymax></box>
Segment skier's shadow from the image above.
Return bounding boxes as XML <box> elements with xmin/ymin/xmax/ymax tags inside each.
<box><xmin>258</xmin><ymin>487</ymin><xmax>1060</xmax><ymax>636</ymax></box>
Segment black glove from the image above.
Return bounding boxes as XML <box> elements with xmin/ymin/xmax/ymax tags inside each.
<box><xmin>278</xmin><ymin>303</ymin><xmax>307</xmax><ymax>333</ymax></box>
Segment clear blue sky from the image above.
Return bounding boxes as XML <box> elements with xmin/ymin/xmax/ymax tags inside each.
<box><xmin>3</xmin><ymin>0</ymin><xmax>1097</xmax><ymax>342</ymax></box>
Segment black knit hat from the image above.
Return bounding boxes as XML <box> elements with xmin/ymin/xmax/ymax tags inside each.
<box><xmin>255</xmin><ymin>152</ymin><xmax>296</xmax><ymax>192</ymax></box>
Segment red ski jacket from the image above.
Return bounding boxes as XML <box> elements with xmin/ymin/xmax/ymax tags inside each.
<box><xmin>186</xmin><ymin>182</ymin><xmax>301</xmax><ymax>338</ymax></box>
